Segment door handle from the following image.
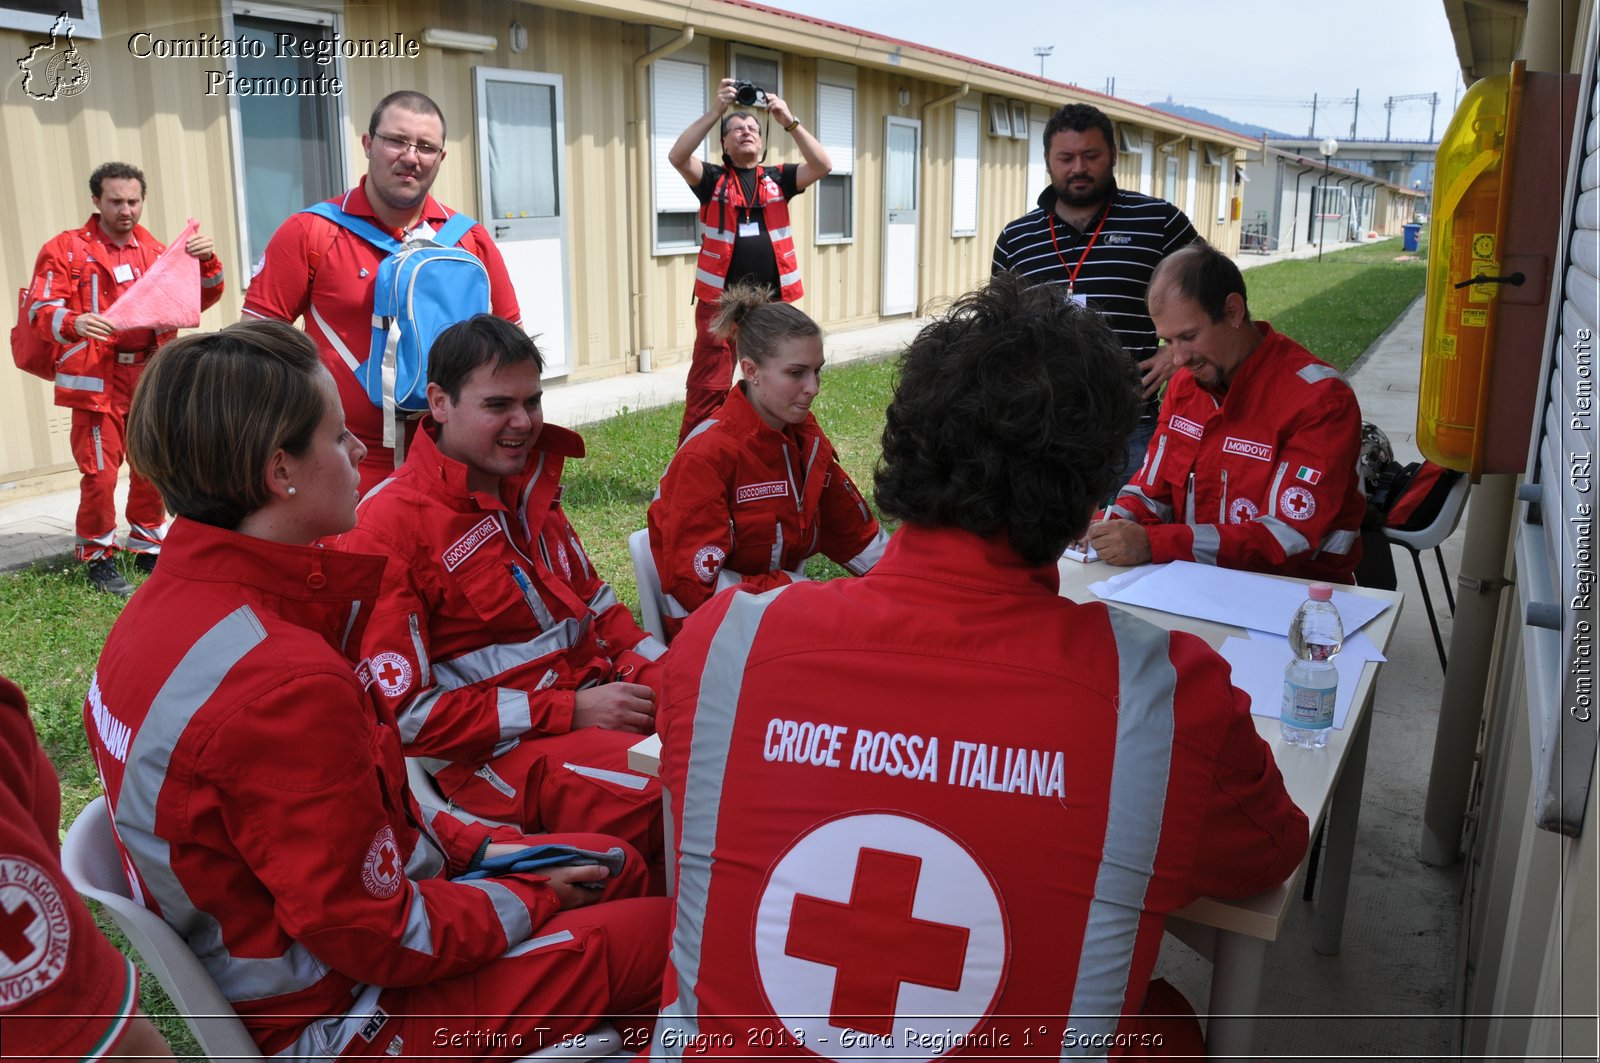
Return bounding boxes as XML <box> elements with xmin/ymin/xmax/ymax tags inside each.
<box><xmin>495</xmin><ymin>224</ymin><xmax>510</xmax><ymax>238</ymax></box>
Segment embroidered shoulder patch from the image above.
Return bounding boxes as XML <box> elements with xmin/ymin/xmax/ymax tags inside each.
<box><xmin>361</xmin><ymin>826</ymin><xmax>403</xmax><ymax>899</ymax></box>
<box><xmin>442</xmin><ymin>516</ymin><xmax>501</xmax><ymax>572</ymax></box>
<box><xmin>0</xmin><ymin>857</ymin><xmax>72</xmax><ymax>1009</ymax></box>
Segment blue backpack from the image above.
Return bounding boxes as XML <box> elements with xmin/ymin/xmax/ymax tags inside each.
<box><xmin>300</xmin><ymin>203</ymin><xmax>490</xmax><ymax>440</ymax></box>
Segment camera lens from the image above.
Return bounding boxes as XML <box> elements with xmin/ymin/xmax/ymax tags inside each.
<box><xmin>735</xmin><ymin>83</ymin><xmax>758</xmax><ymax>106</ymax></box>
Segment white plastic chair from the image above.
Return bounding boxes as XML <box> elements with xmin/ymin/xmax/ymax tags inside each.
<box><xmin>1383</xmin><ymin>472</ymin><xmax>1469</xmax><ymax>671</ymax></box>
<box><xmin>627</xmin><ymin>528</ymin><xmax>668</xmax><ymax>641</ymax></box>
<box><xmin>64</xmin><ymin>796</ymin><xmax>627</xmax><ymax>1060</ymax></box>
<box><xmin>62</xmin><ymin>796</ymin><xmax>266</xmax><ymax>1061</ymax></box>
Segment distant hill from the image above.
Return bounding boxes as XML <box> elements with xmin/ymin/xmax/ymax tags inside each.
<box><xmin>1145</xmin><ymin>100</ymin><xmax>1287</xmax><ymax>140</ymax></box>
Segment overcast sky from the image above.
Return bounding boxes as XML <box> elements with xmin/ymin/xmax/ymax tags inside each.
<box><xmin>768</xmin><ymin>0</ymin><xmax>1465</xmax><ymax>142</ymax></box>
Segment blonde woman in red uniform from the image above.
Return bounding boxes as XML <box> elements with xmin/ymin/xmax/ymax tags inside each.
<box><xmin>648</xmin><ymin>283</ymin><xmax>888</xmax><ymax>640</ymax></box>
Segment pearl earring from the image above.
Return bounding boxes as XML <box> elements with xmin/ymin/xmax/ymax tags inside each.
<box><xmin>287</xmin><ymin>486</ymin><xmax>297</xmax><ymax>496</ymax></box>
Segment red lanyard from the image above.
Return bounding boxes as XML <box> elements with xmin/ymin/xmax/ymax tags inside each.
<box><xmin>1046</xmin><ymin>206</ymin><xmax>1110</xmax><ymax>297</ymax></box>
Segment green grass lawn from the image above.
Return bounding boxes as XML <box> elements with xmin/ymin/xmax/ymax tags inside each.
<box><xmin>0</xmin><ymin>235</ymin><xmax>1423</xmax><ymax>1055</ymax></box>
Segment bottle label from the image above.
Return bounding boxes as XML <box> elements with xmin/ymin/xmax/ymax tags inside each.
<box><xmin>1281</xmin><ymin>680</ymin><xmax>1336</xmax><ymax>729</ymax></box>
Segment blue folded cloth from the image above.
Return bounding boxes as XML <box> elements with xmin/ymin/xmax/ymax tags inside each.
<box><xmin>457</xmin><ymin>843</ymin><xmax>626</xmax><ymax>882</ymax></box>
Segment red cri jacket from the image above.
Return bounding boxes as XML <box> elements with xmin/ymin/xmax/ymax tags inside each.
<box><xmin>654</xmin><ymin>525</ymin><xmax>1308</xmax><ymax>1057</ymax></box>
<box><xmin>26</xmin><ymin>217</ymin><xmax>225</xmax><ymax>412</ymax></box>
<box><xmin>2</xmin><ymin>677</ymin><xmax>141</xmax><ymax>1061</ymax></box>
<box><xmin>648</xmin><ymin>382</ymin><xmax>888</xmax><ymax>640</ymax></box>
<box><xmin>82</xmin><ymin>518</ymin><xmax>581</xmax><ymax>1057</ymax></box>
<box><xmin>338</xmin><ymin>421</ymin><xmax>667</xmax><ymax>795</ymax></box>
<box><xmin>1108</xmin><ymin>321</ymin><xmax>1365</xmax><ymax>583</ymax></box>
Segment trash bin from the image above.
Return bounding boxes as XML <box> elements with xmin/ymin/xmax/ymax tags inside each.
<box><xmin>1402</xmin><ymin>223</ymin><xmax>1421</xmax><ymax>252</ymax></box>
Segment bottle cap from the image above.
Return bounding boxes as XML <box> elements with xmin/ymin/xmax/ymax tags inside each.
<box><xmin>1309</xmin><ymin>583</ymin><xmax>1334</xmax><ymax>601</ymax></box>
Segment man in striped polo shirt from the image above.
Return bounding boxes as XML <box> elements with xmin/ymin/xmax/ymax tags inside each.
<box><xmin>993</xmin><ymin>102</ymin><xmax>1198</xmax><ymax>480</ymax></box>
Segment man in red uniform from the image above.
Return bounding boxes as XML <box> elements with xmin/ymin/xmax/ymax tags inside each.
<box><xmin>667</xmin><ymin>77</ymin><xmax>831</xmax><ymax>441</ymax></box>
<box><xmin>0</xmin><ymin>676</ymin><xmax>173</xmax><ymax>1059</ymax></box>
<box><xmin>243</xmin><ymin>90</ymin><xmax>522</xmax><ymax>493</ymax></box>
<box><xmin>341</xmin><ymin>315</ymin><xmax>669</xmax><ymax>882</ymax></box>
<box><xmin>24</xmin><ymin>162</ymin><xmax>223</xmax><ymax>595</ymax></box>
<box><xmin>655</xmin><ymin>274</ymin><xmax>1308</xmax><ymax>1058</ymax></box>
<box><xmin>1088</xmin><ymin>242</ymin><xmax>1365</xmax><ymax>581</ymax></box>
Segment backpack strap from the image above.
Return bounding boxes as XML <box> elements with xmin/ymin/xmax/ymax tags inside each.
<box><xmin>300</xmin><ymin>202</ymin><xmax>405</xmax><ymax>254</ymax></box>
<box><xmin>432</xmin><ymin>212</ymin><xmax>478</xmax><ymax>248</ymax></box>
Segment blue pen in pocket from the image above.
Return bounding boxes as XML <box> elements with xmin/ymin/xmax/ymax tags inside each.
<box><xmin>508</xmin><ymin>563</ymin><xmax>539</xmax><ymax>617</ymax></box>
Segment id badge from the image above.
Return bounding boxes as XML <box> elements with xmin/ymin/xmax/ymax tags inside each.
<box><xmin>112</xmin><ymin>263</ymin><xmax>135</xmax><ymax>283</ymax></box>
<box><xmin>1071</xmin><ymin>292</ymin><xmax>1088</xmax><ymax>307</ymax></box>
<box><xmin>738</xmin><ymin>219</ymin><xmax>761</xmax><ymax>238</ymax></box>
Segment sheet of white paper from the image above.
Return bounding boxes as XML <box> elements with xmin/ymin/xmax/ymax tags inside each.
<box><xmin>1092</xmin><ymin>560</ymin><xmax>1390</xmax><ymax>637</ymax></box>
<box><xmin>1221</xmin><ymin>630</ymin><xmax>1382</xmax><ymax>730</ymax></box>
<box><xmin>1062</xmin><ymin>542</ymin><xmax>1099</xmax><ymax>562</ymax></box>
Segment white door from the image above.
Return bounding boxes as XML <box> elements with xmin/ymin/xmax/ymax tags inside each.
<box><xmin>882</xmin><ymin>116</ymin><xmax>921</xmax><ymax>316</ymax></box>
<box><xmin>475</xmin><ymin>68</ymin><xmax>572</xmax><ymax>377</ymax></box>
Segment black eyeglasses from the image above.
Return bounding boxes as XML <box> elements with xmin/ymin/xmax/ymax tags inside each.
<box><xmin>373</xmin><ymin>133</ymin><xmax>443</xmax><ymax>161</ymax></box>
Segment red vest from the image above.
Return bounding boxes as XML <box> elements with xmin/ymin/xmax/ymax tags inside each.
<box><xmin>694</xmin><ymin>166</ymin><xmax>802</xmax><ymax>304</ymax></box>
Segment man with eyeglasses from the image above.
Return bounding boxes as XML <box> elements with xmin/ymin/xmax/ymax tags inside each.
<box><xmin>244</xmin><ymin>90</ymin><xmax>522</xmax><ymax>493</ymax></box>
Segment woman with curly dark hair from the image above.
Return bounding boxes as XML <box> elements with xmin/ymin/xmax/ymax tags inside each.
<box><xmin>652</xmin><ymin>272</ymin><xmax>1305</xmax><ymax>1059</ymax></box>
<box><xmin>647</xmin><ymin>282</ymin><xmax>887</xmax><ymax>640</ymax></box>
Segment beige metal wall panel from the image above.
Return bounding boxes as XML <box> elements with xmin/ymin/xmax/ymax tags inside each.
<box><xmin>1</xmin><ymin>3</ymin><xmax>238</xmax><ymax>484</ymax></box>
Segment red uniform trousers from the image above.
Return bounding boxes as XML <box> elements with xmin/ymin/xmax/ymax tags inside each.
<box><xmin>350</xmin><ymin>867</ymin><xmax>669</xmax><ymax>1059</ymax></box>
<box><xmin>439</xmin><ymin>729</ymin><xmax>666</xmax><ymax>892</ymax></box>
<box><xmin>70</xmin><ymin>358</ymin><xmax>165</xmax><ymax>561</ymax></box>
<box><xmin>680</xmin><ymin>300</ymin><xmax>735</xmax><ymax>443</ymax></box>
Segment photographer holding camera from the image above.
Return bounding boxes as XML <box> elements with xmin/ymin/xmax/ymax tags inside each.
<box><xmin>668</xmin><ymin>76</ymin><xmax>831</xmax><ymax>441</ymax></box>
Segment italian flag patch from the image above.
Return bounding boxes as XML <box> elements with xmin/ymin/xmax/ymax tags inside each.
<box><xmin>1296</xmin><ymin>465</ymin><xmax>1322</xmax><ymax>485</ymax></box>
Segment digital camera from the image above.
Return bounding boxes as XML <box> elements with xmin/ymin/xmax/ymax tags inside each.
<box><xmin>733</xmin><ymin>80</ymin><xmax>769</xmax><ymax>107</ymax></box>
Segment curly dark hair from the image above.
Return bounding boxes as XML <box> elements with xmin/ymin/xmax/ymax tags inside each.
<box><xmin>875</xmin><ymin>273</ymin><xmax>1140</xmax><ymax>564</ymax></box>
<box><xmin>1042</xmin><ymin>102</ymin><xmax>1117</xmax><ymax>159</ymax></box>
<box><xmin>89</xmin><ymin>162</ymin><xmax>146</xmax><ymax>199</ymax></box>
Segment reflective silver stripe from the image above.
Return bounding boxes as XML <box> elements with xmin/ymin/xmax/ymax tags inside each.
<box><xmin>396</xmin><ymin>687</ymin><xmax>447</xmax><ymax>744</ymax></box>
<box><xmin>505</xmin><ymin>929</ymin><xmax>576</xmax><ymax>958</ymax></box>
<box><xmin>51</xmin><ymin>305</ymin><xmax>71</xmax><ymax>343</ymax></box>
<box><xmin>92</xmin><ymin>425</ymin><xmax>104</xmax><ymax>470</ymax></box>
<box><xmin>1190</xmin><ymin>524</ymin><xmax>1221</xmax><ymax>566</ymax></box>
<box><xmin>632</xmin><ymin>635</ymin><xmax>668</xmax><ymax>661</ymax></box>
<box><xmin>768</xmin><ymin>225</ymin><xmax>793</xmax><ymax>241</ymax></box>
<box><xmin>699</xmin><ymin>224</ymin><xmax>737</xmax><ymax>243</ymax></box>
<box><xmin>1267</xmin><ymin>462</ymin><xmax>1290</xmax><ymax>518</ymax></box>
<box><xmin>695</xmin><ymin>269</ymin><xmax>726</xmax><ymax>291</ymax></box>
<box><xmin>1297</xmin><ymin>363</ymin><xmax>1344</xmax><ymax>385</ymax></box>
<box><xmin>1061</xmin><ymin>610</ymin><xmax>1175</xmax><ymax>1059</ymax></box>
<box><xmin>276</xmin><ymin>981</ymin><xmax>386</xmax><ymax>1060</ymax></box>
<box><xmin>673</xmin><ymin>417</ymin><xmax>720</xmax><ymax>460</ymax></box>
<box><xmin>1121</xmin><ymin>485</ymin><xmax>1172</xmax><ymax>522</ymax></box>
<box><xmin>517</xmin><ymin>458</ymin><xmax>545</xmax><ymax>542</ymax></box>
<box><xmin>455</xmin><ymin>878</ymin><xmax>534</xmax><ymax>945</ymax></box>
<box><xmin>496</xmin><ymin>687</ymin><xmax>533</xmax><ymax>741</ymax></box>
<box><xmin>56</xmin><ymin>373</ymin><xmax>104</xmax><ymax>392</ymax></box>
<box><xmin>714</xmin><ymin>568</ymin><xmax>744</xmax><ymax>593</ymax></box>
<box><xmin>663</xmin><ymin>593</ymin><xmax>692</xmax><ymax>619</ymax></box>
<box><xmin>777</xmin><ymin>269</ymin><xmax>802</xmax><ymax>288</ymax></box>
<box><xmin>588</xmin><ymin>584</ymin><xmax>620</xmax><ymax>615</ymax></box>
<box><xmin>1322</xmin><ymin>528</ymin><xmax>1359</xmax><ymax>554</ymax></box>
<box><xmin>1256</xmin><ymin>515</ymin><xmax>1311</xmax><ymax>556</ymax></box>
<box><xmin>1146</xmin><ymin>434</ymin><xmax>1166</xmax><ymax>484</ymax></box>
<box><xmin>201</xmin><ymin>272</ymin><xmax>224</xmax><ymax>288</ymax></box>
<box><xmin>90</xmin><ymin>273</ymin><xmax>100</xmax><ymax>313</ymax></box>
<box><xmin>1104</xmin><ymin>503</ymin><xmax>1138</xmax><ymax>521</ymax></box>
<box><xmin>430</xmin><ymin>617</ymin><xmax>591</xmax><ymax>694</ymax></box>
<box><xmin>128</xmin><ymin>522</ymin><xmax>166</xmax><ymax>545</ymax></box>
<box><xmin>403</xmin><ymin>832</ymin><xmax>445</xmax><ymax>880</ymax></box>
<box><xmin>844</xmin><ymin>527</ymin><xmax>890</xmax><ymax>575</ymax></box>
<box><xmin>338</xmin><ymin>601</ymin><xmax>360</xmax><ymax>656</ymax></box>
<box><xmin>655</xmin><ymin>587</ymin><xmax>789</xmax><ymax>1059</ymax></box>
<box><xmin>769</xmin><ymin>523</ymin><xmax>784</xmax><ymax>573</ymax></box>
<box><xmin>309</xmin><ymin>301</ymin><xmax>361</xmax><ymax>372</ymax></box>
<box><xmin>396</xmin><ymin>887</ymin><xmax>435</xmax><ymax>954</ymax></box>
<box><xmin>113</xmin><ymin>608</ymin><xmax>336</xmax><ymax>1003</ymax></box>
<box><xmin>569</xmin><ymin>534</ymin><xmax>591</xmax><ymax>577</ymax></box>
<box><xmin>563</xmin><ymin>762</ymin><xmax>650</xmax><ymax>790</ymax></box>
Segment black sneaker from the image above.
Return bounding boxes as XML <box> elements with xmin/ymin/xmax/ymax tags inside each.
<box><xmin>86</xmin><ymin>558</ymin><xmax>133</xmax><ymax>598</ymax></box>
<box><xmin>133</xmin><ymin>552</ymin><xmax>158</xmax><ymax>575</ymax></box>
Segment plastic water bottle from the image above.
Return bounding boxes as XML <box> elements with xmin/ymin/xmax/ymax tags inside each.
<box><xmin>1281</xmin><ymin>584</ymin><xmax>1343</xmax><ymax>748</ymax></box>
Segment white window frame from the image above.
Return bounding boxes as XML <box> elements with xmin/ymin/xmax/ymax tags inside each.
<box><xmin>987</xmin><ymin>97</ymin><xmax>1011</xmax><ymax>138</ymax></box>
<box><xmin>728</xmin><ymin>43</ymin><xmax>783</xmax><ymax>106</ymax></box>
<box><xmin>1207</xmin><ymin>145</ymin><xmax>1231</xmax><ymax>223</ymax></box>
<box><xmin>1118</xmin><ymin>125</ymin><xmax>1144</xmax><ymax>154</ymax></box>
<box><xmin>651</xmin><ymin>56</ymin><xmax>709</xmax><ymax>255</ymax></box>
<box><xmin>952</xmin><ymin>103</ymin><xmax>980</xmax><ymax>237</ymax></box>
<box><xmin>1184</xmin><ymin>146</ymin><xmax>1199</xmax><ymax>218</ymax></box>
<box><xmin>1008</xmin><ymin>101</ymin><xmax>1028</xmax><ymax>141</ymax></box>
<box><xmin>814</xmin><ymin>65</ymin><xmax>857</xmax><ymax>246</ymax></box>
